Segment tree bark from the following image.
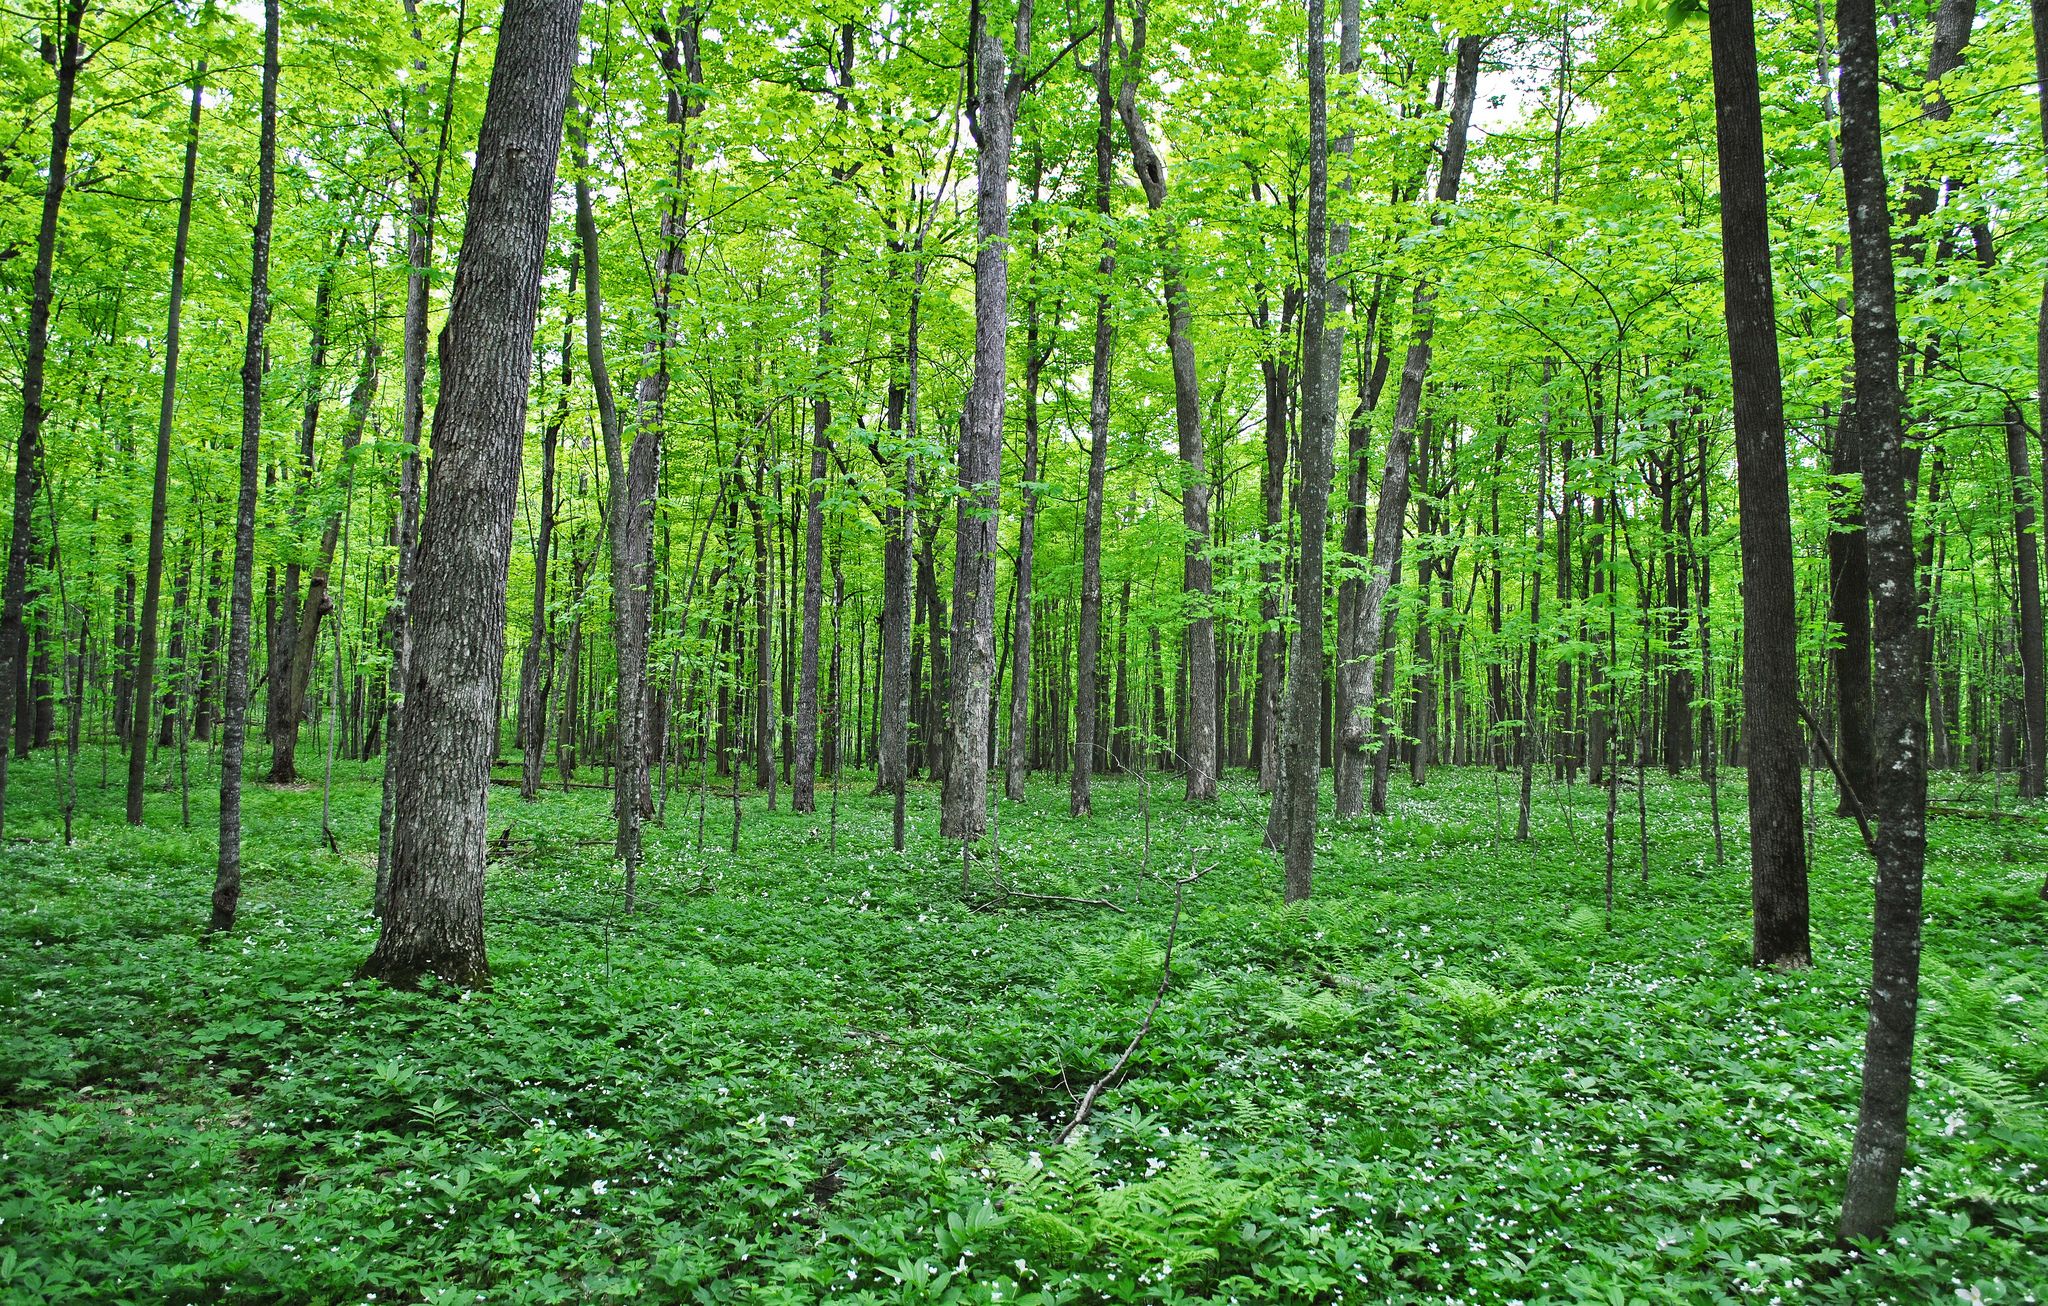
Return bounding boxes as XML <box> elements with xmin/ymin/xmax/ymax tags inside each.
<box><xmin>213</xmin><ymin>0</ymin><xmax>279</xmax><ymax>932</ymax></box>
<box><xmin>1116</xmin><ymin>0</ymin><xmax>1215</xmax><ymax>800</ymax></box>
<box><xmin>1071</xmin><ymin>0</ymin><xmax>1116</xmax><ymax>818</ymax></box>
<box><xmin>362</xmin><ymin>0</ymin><xmax>582</xmax><ymax>986</ymax></box>
<box><xmin>0</xmin><ymin>0</ymin><xmax>85</xmax><ymax>836</ymax></box>
<box><xmin>1836</xmin><ymin>0</ymin><xmax>1932</xmax><ymax>1241</ymax></box>
<box><xmin>1006</xmin><ymin>165</ymin><xmax>1047</xmax><ymax>802</ymax></box>
<box><xmin>520</xmin><ymin>260</ymin><xmax>575</xmax><ymax>801</ymax></box>
<box><xmin>1334</xmin><ymin>34</ymin><xmax>1484</xmax><ymax>819</ymax></box>
<box><xmin>944</xmin><ymin>0</ymin><xmax>1033</xmax><ymax>842</ymax></box>
<box><xmin>271</xmin><ymin>340</ymin><xmax>379</xmax><ymax>789</ymax></box>
<box><xmin>1277</xmin><ymin>0</ymin><xmax>1335</xmax><ymax>901</ymax></box>
<box><xmin>129</xmin><ymin>57</ymin><xmax>206</xmax><ymax>825</ymax></box>
<box><xmin>1707</xmin><ymin>0</ymin><xmax>1812</xmax><ymax>968</ymax></box>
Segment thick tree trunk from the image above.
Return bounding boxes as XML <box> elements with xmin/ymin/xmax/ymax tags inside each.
<box><xmin>0</xmin><ymin>0</ymin><xmax>84</xmax><ymax>836</ymax></box>
<box><xmin>944</xmin><ymin>0</ymin><xmax>1032</xmax><ymax>842</ymax></box>
<box><xmin>213</xmin><ymin>0</ymin><xmax>279</xmax><ymax>932</ymax></box>
<box><xmin>1707</xmin><ymin>0</ymin><xmax>1811</xmax><ymax>968</ymax></box>
<box><xmin>1836</xmin><ymin>0</ymin><xmax>1932</xmax><ymax>1241</ymax></box>
<box><xmin>362</xmin><ymin>0</ymin><xmax>581</xmax><ymax>986</ymax></box>
<box><xmin>129</xmin><ymin>60</ymin><xmax>206</xmax><ymax>825</ymax></box>
<box><xmin>1254</xmin><ymin>293</ymin><xmax>1294</xmax><ymax>793</ymax></box>
<box><xmin>378</xmin><ymin>0</ymin><xmax>465</xmax><ymax>911</ymax></box>
<box><xmin>2012</xmin><ymin>411</ymin><xmax>2046</xmax><ymax>799</ymax></box>
<box><xmin>1071</xmin><ymin>0</ymin><xmax>1116</xmax><ymax>818</ymax></box>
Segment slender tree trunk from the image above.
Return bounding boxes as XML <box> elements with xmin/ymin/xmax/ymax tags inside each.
<box><xmin>570</xmin><ymin>103</ymin><xmax>651</xmax><ymax>889</ymax></box>
<box><xmin>1071</xmin><ymin>0</ymin><xmax>1116</xmax><ymax>818</ymax></box>
<box><xmin>1334</xmin><ymin>34</ymin><xmax>1484</xmax><ymax>819</ymax></box>
<box><xmin>795</xmin><ymin>248</ymin><xmax>836</xmax><ymax>813</ymax></box>
<box><xmin>271</xmin><ymin>341</ymin><xmax>378</xmax><ymax>789</ymax></box>
<box><xmin>2010</xmin><ymin>409</ymin><xmax>2046</xmax><ymax>799</ymax></box>
<box><xmin>1836</xmin><ymin>0</ymin><xmax>1932</xmax><ymax>1240</ymax></box>
<box><xmin>1006</xmin><ymin>180</ymin><xmax>1047</xmax><ymax>802</ymax></box>
<box><xmin>1277</xmin><ymin>0</ymin><xmax>1335</xmax><ymax>901</ymax></box>
<box><xmin>212</xmin><ymin>0</ymin><xmax>279</xmax><ymax>932</ymax></box>
<box><xmin>944</xmin><ymin>0</ymin><xmax>1033</xmax><ymax>842</ymax></box>
<box><xmin>1116</xmin><ymin>0</ymin><xmax>1215</xmax><ymax>800</ymax></box>
<box><xmin>0</xmin><ymin>0</ymin><xmax>85</xmax><ymax>835</ymax></box>
<box><xmin>129</xmin><ymin>58</ymin><xmax>207</xmax><ymax>824</ymax></box>
<box><xmin>520</xmin><ymin>260</ymin><xmax>575</xmax><ymax>801</ymax></box>
<box><xmin>1708</xmin><ymin>0</ymin><xmax>1812</xmax><ymax>968</ymax></box>
<box><xmin>362</xmin><ymin>0</ymin><xmax>581</xmax><ymax>986</ymax></box>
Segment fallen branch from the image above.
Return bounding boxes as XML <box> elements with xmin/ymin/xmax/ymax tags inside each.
<box><xmin>1796</xmin><ymin>702</ymin><xmax>1876</xmax><ymax>854</ymax></box>
<box><xmin>1054</xmin><ymin>853</ymin><xmax>1219</xmax><ymax>1145</ymax></box>
<box><xmin>969</xmin><ymin>877</ymin><xmax>1127</xmax><ymax>914</ymax></box>
<box><xmin>488</xmin><ymin>775</ymin><xmax>610</xmax><ymax>791</ymax></box>
<box><xmin>1929</xmin><ymin>803</ymin><xmax>2044</xmax><ymax>824</ymax></box>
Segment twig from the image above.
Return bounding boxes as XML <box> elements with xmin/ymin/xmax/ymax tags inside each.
<box><xmin>1796</xmin><ymin>702</ymin><xmax>1876</xmax><ymax>854</ymax></box>
<box><xmin>969</xmin><ymin>878</ymin><xmax>1127</xmax><ymax>914</ymax></box>
<box><xmin>1054</xmin><ymin>853</ymin><xmax>1219</xmax><ymax>1145</ymax></box>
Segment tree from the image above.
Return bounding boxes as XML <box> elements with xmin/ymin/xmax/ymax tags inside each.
<box><xmin>1706</xmin><ymin>0</ymin><xmax>1810</xmax><ymax>969</ymax></box>
<box><xmin>362</xmin><ymin>0</ymin><xmax>584</xmax><ymax>987</ymax></box>
<box><xmin>0</xmin><ymin>0</ymin><xmax>87</xmax><ymax>837</ymax></box>
<box><xmin>128</xmin><ymin>44</ymin><xmax>207</xmax><ymax>826</ymax></box>
<box><xmin>1835</xmin><ymin>0</ymin><xmax>1931</xmax><ymax>1242</ymax></box>
<box><xmin>1070</xmin><ymin>0</ymin><xmax>1117</xmax><ymax>819</ymax></box>
<box><xmin>942</xmin><ymin>0</ymin><xmax>1034</xmax><ymax>843</ymax></box>
<box><xmin>1275</xmin><ymin>0</ymin><xmax>1335</xmax><ymax>903</ymax></box>
<box><xmin>213</xmin><ymin>0</ymin><xmax>280</xmax><ymax>933</ymax></box>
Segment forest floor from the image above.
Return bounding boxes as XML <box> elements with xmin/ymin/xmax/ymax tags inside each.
<box><xmin>2</xmin><ymin>753</ymin><xmax>2045</xmax><ymax>1304</ymax></box>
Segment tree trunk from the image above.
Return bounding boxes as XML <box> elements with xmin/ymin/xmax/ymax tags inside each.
<box><xmin>0</xmin><ymin>0</ymin><xmax>84</xmax><ymax>836</ymax></box>
<box><xmin>1071</xmin><ymin>0</ymin><xmax>1116</xmax><ymax>818</ymax></box>
<box><xmin>520</xmin><ymin>260</ymin><xmax>575</xmax><ymax>802</ymax></box>
<box><xmin>943</xmin><ymin>0</ymin><xmax>1033</xmax><ymax>842</ymax></box>
<box><xmin>1836</xmin><ymin>0</ymin><xmax>1932</xmax><ymax>1241</ymax></box>
<box><xmin>1277</xmin><ymin>0</ymin><xmax>1335</xmax><ymax>901</ymax></box>
<box><xmin>362</xmin><ymin>0</ymin><xmax>581</xmax><ymax>986</ymax></box>
<box><xmin>1007</xmin><ymin>176</ymin><xmax>1047</xmax><ymax>803</ymax></box>
<box><xmin>1334</xmin><ymin>34</ymin><xmax>1484</xmax><ymax>819</ymax></box>
<box><xmin>1707</xmin><ymin>0</ymin><xmax>1811</xmax><ymax>968</ymax></box>
<box><xmin>271</xmin><ymin>341</ymin><xmax>379</xmax><ymax>788</ymax></box>
<box><xmin>378</xmin><ymin>0</ymin><xmax>466</xmax><ymax>912</ymax></box>
<box><xmin>213</xmin><ymin>0</ymin><xmax>279</xmax><ymax>932</ymax></box>
<box><xmin>1117</xmin><ymin>0</ymin><xmax>1215</xmax><ymax>801</ymax></box>
<box><xmin>129</xmin><ymin>58</ymin><xmax>206</xmax><ymax>825</ymax></box>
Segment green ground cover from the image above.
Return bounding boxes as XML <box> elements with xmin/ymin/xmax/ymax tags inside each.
<box><xmin>2</xmin><ymin>760</ymin><xmax>2043</xmax><ymax>1304</ymax></box>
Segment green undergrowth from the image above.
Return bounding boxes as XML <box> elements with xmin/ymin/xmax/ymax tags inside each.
<box><xmin>2</xmin><ymin>755</ymin><xmax>2044</xmax><ymax>1304</ymax></box>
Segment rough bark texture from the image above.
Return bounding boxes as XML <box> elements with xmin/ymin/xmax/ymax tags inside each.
<box><xmin>1836</xmin><ymin>0</ymin><xmax>1932</xmax><ymax>1241</ymax></box>
<box><xmin>130</xmin><ymin>62</ymin><xmax>205</xmax><ymax>826</ymax></box>
<box><xmin>378</xmin><ymin>0</ymin><xmax>463</xmax><ymax>912</ymax></box>
<box><xmin>362</xmin><ymin>0</ymin><xmax>581</xmax><ymax>987</ymax></box>
<box><xmin>0</xmin><ymin>0</ymin><xmax>84</xmax><ymax>836</ymax></box>
<box><xmin>1116</xmin><ymin>0</ymin><xmax>1215</xmax><ymax>800</ymax></box>
<box><xmin>213</xmin><ymin>0</ymin><xmax>278</xmax><ymax>933</ymax></box>
<box><xmin>1707</xmin><ymin>0</ymin><xmax>1811</xmax><ymax>969</ymax></box>
<box><xmin>1334</xmin><ymin>35</ymin><xmax>1483</xmax><ymax>820</ymax></box>
<box><xmin>1277</xmin><ymin>0</ymin><xmax>1334</xmax><ymax>902</ymax></box>
<box><xmin>1070</xmin><ymin>0</ymin><xmax>1116</xmax><ymax>818</ymax></box>
<box><xmin>943</xmin><ymin>0</ymin><xmax>1032</xmax><ymax>841</ymax></box>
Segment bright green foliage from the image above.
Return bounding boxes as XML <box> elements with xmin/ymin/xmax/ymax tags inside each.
<box><xmin>3</xmin><ymin>763</ymin><xmax>2042</xmax><ymax>1303</ymax></box>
